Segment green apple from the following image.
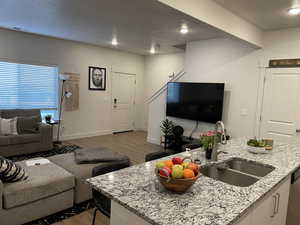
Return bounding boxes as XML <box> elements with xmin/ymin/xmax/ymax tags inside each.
<box><xmin>155</xmin><ymin>161</ymin><xmax>165</xmax><ymax>169</ymax></box>
<box><xmin>173</xmin><ymin>164</ymin><xmax>183</xmax><ymax>170</ymax></box>
<box><xmin>172</xmin><ymin>167</ymin><xmax>184</xmax><ymax>179</ymax></box>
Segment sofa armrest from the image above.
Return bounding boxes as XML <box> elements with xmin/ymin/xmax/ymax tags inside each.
<box><xmin>39</xmin><ymin>123</ymin><xmax>53</xmax><ymax>149</ymax></box>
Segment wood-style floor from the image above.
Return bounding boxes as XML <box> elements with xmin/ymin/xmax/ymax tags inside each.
<box><xmin>65</xmin><ymin>131</ymin><xmax>162</xmax><ymax>165</ymax></box>
<box><xmin>53</xmin><ymin>131</ymin><xmax>162</xmax><ymax>225</ymax></box>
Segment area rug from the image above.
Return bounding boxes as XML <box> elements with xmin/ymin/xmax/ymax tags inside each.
<box><xmin>7</xmin><ymin>144</ymin><xmax>81</xmax><ymax>162</ymax></box>
<box><xmin>24</xmin><ymin>200</ymin><xmax>95</xmax><ymax>225</ymax></box>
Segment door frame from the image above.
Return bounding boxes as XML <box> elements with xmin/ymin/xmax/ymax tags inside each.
<box><xmin>257</xmin><ymin>67</ymin><xmax>300</xmax><ymax>138</ymax></box>
<box><xmin>111</xmin><ymin>70</ymin><xmax>137</xmax><ymax>133</ymax></box>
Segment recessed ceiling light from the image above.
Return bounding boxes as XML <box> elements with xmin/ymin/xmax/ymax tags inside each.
<box><xmin>150</xmin><ymin>46</ymin><xmax>155</xmax><ymax>54</ymax></box>
<box><xmin>180</xmin><ymin>24</ymin><xmax>189</xmax><ymax>34</ymax></box>
<box><xmin>111</xmin><ymin>37</ymin><xmax>118</xmax><ymax>46</ymax></box>
<box><xmin>288</xmin><ymin>7</ymin><xmax>300</xmax><ymax>15</ymax></box>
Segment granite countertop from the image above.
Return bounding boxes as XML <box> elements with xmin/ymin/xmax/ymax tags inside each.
<box><xmin>87</xmin><ymin>138</ymin><xmax>300</xmax><ymax>225</ymax></box>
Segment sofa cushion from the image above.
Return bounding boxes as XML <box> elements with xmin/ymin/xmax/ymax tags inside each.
<box><xmin>48</xmin><ymin>153</ymin><xmax>107</xmax><ymax>204</ymax></box>
<box><xmin>3</xmin><ymin>159</ymin><xmax>74</xmax><ymax>209</ymax></box>
<box><xmin>0</xmin><ymin>117</ymin><xmax>18</xmax><ymax>135</ymax></box>
<box><xmin>17</xmin><ymin>116</ymin><xmax>40</xmax><ymax>134</ymax></box>
<box><xmin>9</xmin><ymin>134</ymin><xmax>41</xmax><ymax>145</ymax></box>
<box><xmin>0</xmin><ymin>136</ymin><xmax>10</xmax><ymax>146</ymax></box>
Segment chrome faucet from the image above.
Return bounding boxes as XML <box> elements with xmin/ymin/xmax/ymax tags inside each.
<box><xmin>211</xmin><ymin>121</ymin><xmax>227</xmax><ymax>161</ymax></box>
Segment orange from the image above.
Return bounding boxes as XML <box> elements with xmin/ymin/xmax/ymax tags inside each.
<box><xmin>164</xmin><ymin>160</ymin><xmax>173</xmax><ymax>169</ymax></box>
<box><xmin>183</xmin><ymin>169</ymin><xmax>195</xmax><ymax>179</ymax></box>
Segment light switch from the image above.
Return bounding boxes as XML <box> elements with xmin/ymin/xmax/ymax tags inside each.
<box><xmin>241</xmin><ymin>108</ymin><xmax>248</xmax><ymax>116</ymax></box>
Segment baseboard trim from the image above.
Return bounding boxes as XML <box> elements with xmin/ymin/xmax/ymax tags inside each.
<box><xmin>147</xmin><ymin>137</ymin><xmax>160</xmax><ymax>145</ymax></box>
<box><xmin>61</xmin><ymin>130</ymin><xmax>112</xmax><ymax>141</ymax></box>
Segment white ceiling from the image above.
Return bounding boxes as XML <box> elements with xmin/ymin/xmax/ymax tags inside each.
<box><xmin>213</xmin><ymin>0</ymin><xmax>300</xmax><ymax>30</ymax></box>
<box><xmin>0</xmin><ymin>0</ymin><xmax>227</xmax><ymax>55</ymax></box>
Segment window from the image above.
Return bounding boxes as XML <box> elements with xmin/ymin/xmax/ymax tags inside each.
<box><xmin>0</xmin><ymin>61</ymin><xmax>59</xmax><ymax>119</ymax></box>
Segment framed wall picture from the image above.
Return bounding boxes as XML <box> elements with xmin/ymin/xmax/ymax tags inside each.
<box><xmin>88</xmin><ymin>67</ymin><xmax>106</xmax><ymax>91</ymax></box>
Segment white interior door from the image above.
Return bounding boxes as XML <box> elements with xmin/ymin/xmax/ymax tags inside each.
<box><xmin>260</xmin><ymin>68</ymin><xmax>300</xmax><ymax>143</ymax></box>
<box><xmin>112</xmin><ymin>72</ymin><xmax>136</xmax><ymax>133</ymax></box>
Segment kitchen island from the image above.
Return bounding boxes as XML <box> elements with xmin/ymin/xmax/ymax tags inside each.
<box><xmin>87</xmin><ymin>139</ymin><xmax>300</xmax><ymax>225</ymax></box>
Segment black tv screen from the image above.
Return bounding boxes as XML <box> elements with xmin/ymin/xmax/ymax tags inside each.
<box><xmin>166</xmin><ymin>82</ymin><xmax>224</xmax><ymax>123</ymax></box>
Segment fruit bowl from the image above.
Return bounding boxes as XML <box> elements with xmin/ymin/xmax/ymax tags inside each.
<box><xmin>155</xmin><ymin>157</ymin><xmax>201</xmax><ymax>193</ymax></box>
<box><xmin>156</xmin><ymin>170</ymin><xmax>200</xmax><ymax>193</ymax></box>
<box><xmin>246</xmin><ymin>138</ymin><xmax>273</xmax><ymax>154</ymax></box>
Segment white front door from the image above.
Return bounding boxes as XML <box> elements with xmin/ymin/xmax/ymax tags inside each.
<box><xmin>111</xmin><ymin>72</ymin><xmax>136</xmax><ymax>133</ymax></box>
<box><xmin>260</xmin><ymin>68</ymin><xmax>300</xmax><ymax>143</ymax></box>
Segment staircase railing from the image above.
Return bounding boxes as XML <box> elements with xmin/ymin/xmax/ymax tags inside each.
<box><xmin>146</xmin><ymin>70</ymin><xmax>186</xmax><ymax>104</ymax></box>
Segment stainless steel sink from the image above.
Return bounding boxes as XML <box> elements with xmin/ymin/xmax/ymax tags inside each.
<box><xmin>201</xmin><ymin>158</ymin><xmax>275</xmax><ymax>187</ymax></box>
<box><xmin>201</xmin><ymin>165</ymin><xmax>259</xmax><ymax>187</ymax></box>
<box><xmin>224</xmin><ymin>158</ymin><xmax>275</xmax><ymax>177</ymax></box>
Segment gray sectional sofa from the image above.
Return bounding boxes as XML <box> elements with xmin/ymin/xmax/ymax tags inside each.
<box><xmin>0</xmin><ymin>109</ymin><xmax>53</xmax><ymax>157</ymax></box>
<box><xmin>0</xmin><ymin>148</ymin><xmax>129</xmax><ymax>224</ymax></box>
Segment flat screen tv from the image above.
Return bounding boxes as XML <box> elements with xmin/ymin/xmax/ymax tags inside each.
<box><xmin>166</xmin><ymin>82</ymin><xmax>224</xmax><ymax>123</ymax></box>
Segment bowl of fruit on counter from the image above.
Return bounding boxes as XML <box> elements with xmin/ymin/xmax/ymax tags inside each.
<box><xmin>155</xmin><ymin>157</ymin><xmax>201</xmax><ymax>193</ymax></box>
<box><xmin>247</xmin><ymin>138</ymin><xmax>274</xmax><ymax>154</ymax></box>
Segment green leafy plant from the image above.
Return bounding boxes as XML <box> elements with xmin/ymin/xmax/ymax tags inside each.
<box><xmin>45</xmin><ymin>114</ymin><xmax>52</xmax><ymax>122</ymax></box>
<box><xmin>160</xmin><ymin>119</ymin><xmax>174</xmax><ymax>136</ymax></box>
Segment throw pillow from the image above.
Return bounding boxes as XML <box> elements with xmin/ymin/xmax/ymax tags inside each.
<box><xmin>0</xmin><ymin>156</ymin><xmax>28</xmax><ymax>183</ymax></box>
<box><xmin>17</xmin><ymin>116</ymin><xmax>40</xmax><ymax>134</ymax></box>
<box><xmin>0</xmin><ymin>117</ymin><xmax>18</xmax><ymax>135</ymax></box>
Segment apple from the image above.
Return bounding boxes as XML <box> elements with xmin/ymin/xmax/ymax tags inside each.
<box><xmin>187</xmin><ymin>163</ymin><xmax>199</xmax><ymax>174</ymax></box>
<box><xmin>172</xmin><ymin>157</ymin><xmax>183</xmax><ymax>165</ymax></box>
<box><xmin>173</xmin><ymin>164</ymin><xmax>183</xmax><ymax>170</ymax></box>
<box><xmin>159</xmin><ymin>167</ymin><xmax>171</xmax><ymax>177</ymax></box>
<box><xmin>172</xmin><ymin>167</ymin><xmax>184</xmax><ymax>179</ymax></box>
<box><xmin>155</xmin><ymin>161</ymin><xmax>165</xmax><ymax>169</ymax></box>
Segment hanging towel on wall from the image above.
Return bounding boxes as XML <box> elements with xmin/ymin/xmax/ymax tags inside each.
<box><xmin>64</xmin><ymin>73</ymin><xmax>80</xmax><ymax>111</ymax></box>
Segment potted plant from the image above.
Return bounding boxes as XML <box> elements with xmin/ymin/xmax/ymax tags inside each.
<box><xmin>200</xmin><ymin>130</ymin><xmax>221</xmax><ymax>159</ymax></box>
<box><xmin>45</xmin><ymin>114</ymin><xmax>52</xmax><ymax>123</ymax></box>
<box><xmin>160</xmin><ymin>119</ymin><xmax>174</xmax><ymax>147</ymax></box>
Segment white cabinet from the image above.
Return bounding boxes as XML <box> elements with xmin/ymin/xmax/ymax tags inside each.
<box><xmin>272</xmin><ymin>176</ymin><xmax>290</xmax><ymax>225</ymax></box>
<box><xmin>251</xmin><ymin>191</ymin><xmax>275</xmax><ymax>225</ymax></box>
<box><xmin>235</xmin><ymin>176</ymin><xmax>291</xmax><ymax>225</ymax></box>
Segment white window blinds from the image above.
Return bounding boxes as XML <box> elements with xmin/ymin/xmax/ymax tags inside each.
<box><xmin>0</xmin><ymin>61</ymin><xmax>58</xmax><ymax>110</ymax></box>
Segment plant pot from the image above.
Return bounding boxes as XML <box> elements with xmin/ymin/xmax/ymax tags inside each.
<box><xmin>205</xmin><ymin>148</ymin><xmax>213</xmax><ymax>160</ymax></box>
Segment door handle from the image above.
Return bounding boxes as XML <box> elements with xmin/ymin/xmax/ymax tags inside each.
<box><xmin>275</xmin><ymin>193</ymin><xmax>280</xmax><ymax>214</ymax></box>
<box><xmin>114</xmin><ymin>98</ymin><xmax>117</xmax><ymax>104</ymax></box>
<box><xmin>271</xmin><ymin>195</ymin><xmax>277</xmax><ymax>218</ymax></box>
<box><xmin>296</xmin><ymin>129</ymin><xmax>300</xmax><ymax>133</ymax></box>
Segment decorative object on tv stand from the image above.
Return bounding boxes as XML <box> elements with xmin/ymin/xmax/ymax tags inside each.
<box><xmin>45</xmin><ymin>114</ymin><xmax>52</xmax><ymax>123</ymax></box>
<box><xmin>55</xmin><ymin>74</ymin><xmax>73</xmax><ymax>145</ymax></box>
<box><xmin>88</xmin><ymin>67</ymin><xmax>106</xmax><ymax>91</ymax></box>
